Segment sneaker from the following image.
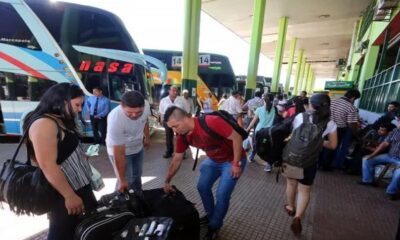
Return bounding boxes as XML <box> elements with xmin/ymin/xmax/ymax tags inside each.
<box><xmin>386</xmin><ymin>193</ymin><xmax>398</xmax><ymax>201</ymax></box>
<box><xmin>357</xmin><ymin>180</ymin><xmax>377</xmax><ymax>187</ymax></box>
<box><xmin>264</xmin><ymin>163</ymin><xmax>272</xmax><ymax>172</ymax></box>
<box><xmin>199</xmin><ymin>216</ymin><xmax>209</xmax><ymax>226</ymax></box>
<box><xmin>204</xmin><ymin>226</ymin><xmax>219</xmax><ymax>240</ymax></box>
<box><xmin>163</xmin><ymin>153</ymin><xmax>173</xmax><ymax>158</ymax></box>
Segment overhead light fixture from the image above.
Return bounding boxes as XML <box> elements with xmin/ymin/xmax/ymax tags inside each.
<box><xmin>318</xmin><ymin>14</ymin><xmax>330</xmax><ymax>19</ymax></box>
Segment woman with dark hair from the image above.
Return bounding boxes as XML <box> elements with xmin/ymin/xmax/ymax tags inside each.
<box><xmin>283</xmin><ymin>96</ymin><xmax>306</xmax><ymax>118</ymax></box>
<box><xmin>245</xmin><ymin>94</ymin><xmax>276</xmax><ymax>167</ymax></box>
<box><xmin>284</xmin><ymin>93</ymin><xmax>338</xmax><ymax>236</ymax></box>
<box><xmin>23</xmin><ymin>83</ymin><xmax>97</xmax><ymax>240</ymax></box>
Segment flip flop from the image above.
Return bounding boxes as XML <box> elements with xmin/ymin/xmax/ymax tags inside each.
<box><xmin>284</xmin><ymin>204</ymin><xmax>296</xmax><ymax>217</ymax></box>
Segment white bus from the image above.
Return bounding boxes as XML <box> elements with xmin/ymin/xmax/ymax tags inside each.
<box><xmin>0</xmin><ymin>0</ymin><xmax>166</xmax><ymax>135</ymax></box>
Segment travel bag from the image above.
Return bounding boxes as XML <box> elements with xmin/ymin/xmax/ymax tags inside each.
<box><xmin>113</xmin><ymin>217</ymin><xmax>173</xmax><ymax>240</ymax></box>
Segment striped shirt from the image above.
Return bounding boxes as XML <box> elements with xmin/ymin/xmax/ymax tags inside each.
<box><xmin>60</xmin><ymin>144</ymin><xmax>92</xmax><ymax>190</ymax></box>
<box><xmin>330</xmin><ymin>97</ymin><xmax>359</xmax><ymax>128</ymax></box>
<box><xmin>384</xmin><ymin>128</ymin><xmax>400</xmax><ymax>158</ymax></box>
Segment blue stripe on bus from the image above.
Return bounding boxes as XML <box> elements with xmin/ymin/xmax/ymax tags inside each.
<box><xmin>4</xmin><ymin>121</ymin><xmax>21</xmax><ymax>134</ymax></box>
<box><xmin>20</xmin><ymin>48</ymin><xmax>69</xmax><ymax>77</ymax></box>
<box><xmin>2</xmin><ymin>112</ymin><xmax>23</xmax><ymax>119</ymax></box>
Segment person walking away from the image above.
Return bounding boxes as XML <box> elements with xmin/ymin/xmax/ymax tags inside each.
<box><xmin>242</xmin><ymin>91</ymin><xmax>264</xmax><ymax>129</ymax></box>
<box><xmin>201</xmin><ymin>92</ymin><xmax>214</xmax><ymax>113</ymax></box>
<box><xmin>218</xmin><ymin>94</ymin><xmax>228</xmax><ymax>111</ymax></box>
<box><xmin>246</xmin><ymin>94</ymin><xmax>276</xmax><ymax>168</ymax></box>
<box><xmin>106</xmin><ymin>91</ymin><xmax>150</xmax><ymax>192</ymax></box>
<box><xmin>163</xmin><ymin>106</ymin><xmax>247</xmax><ymax>240</ymax></box>
<box><xmin>159</xmin><ymin>86</ymin><xmax>184</xmax><ymax>158</ymax></box>
<box><xmin>224</xmin><ymin>91</ymin><xmax>243</xmax><ymax>126</ymax></box>
<box><xmin>283</xmin><ymin>94</ymin><xmax>337</xmax><ymax>236</ymax></box>
<box><xmin>86</xmin><ymin>86</ymin><xmax>110</xmax><ymax>144</ymax></box>
<box><xmin>23</xmin><ymin>83</ymin><xmax>97</xmax><ymax>240</ymax></box>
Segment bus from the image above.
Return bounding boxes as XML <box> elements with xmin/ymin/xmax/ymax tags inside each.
<box><xmin>143</xmin><ymin>49</ymin><xmax>236</xmax><ymax>111</ymax></box>
<box><xmin>235</xmin><ymin>75</ymin><xmax>272</xmax><ymax>95</ymax></box>
<box><xmin>0</xmin><ymin>0</ymin><xmax>166</xmax><ymax>135</ymax></box>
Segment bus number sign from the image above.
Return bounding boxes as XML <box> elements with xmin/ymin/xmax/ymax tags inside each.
<box><xmin>171</xmin><ymin>55</ymin><xmax>211</xmax><ymax>68</ymax></box>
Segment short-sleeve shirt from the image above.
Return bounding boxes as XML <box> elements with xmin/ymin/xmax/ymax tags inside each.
<box><xmin>255</xmin><ymin>106</ymin><xmax>275</xmax><ymax>132</ymax></box>
<box><xmin>106</xmin><ymin>101</ymin><xmax>150</xmax><ymax>155</ymax></box>
<box><xmin>330</xmin><ymin>97</ymin><xmax>359</xmax><ymax>128</ymax></box>
<box><xmin>384</xmin><ymin>128</ymin><xmax>400</xmax><ymax>158</ymax></box>
<box><xmin>175</xmin><ymin>116</ymin><xmax>246</xmax><ymax>162</ymax></box>
<box><xmin>292</xmin><ymin>113</ymin><xmax>337</xmax><ymax>137</ymax></box>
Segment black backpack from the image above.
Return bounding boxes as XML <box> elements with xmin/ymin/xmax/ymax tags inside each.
<box><xmin>282</xmin><ymin>113</ymin><xmax>328</xmax><ymax>168</ymax></box>
<box><xmin>255</xmin><ymin>116</ymin><xmax>293</xmax><ymax>165</ymax></box>
<box><xmin>198</xmin><ymin>110</ymin><xmax>248</xmax><ymax>140</ymax></box>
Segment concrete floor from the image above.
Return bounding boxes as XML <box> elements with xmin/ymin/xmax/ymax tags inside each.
<box><xmin>0</xmin><ymin>128</ymin><xmax>399</xmax><ymax>240</ymax></box>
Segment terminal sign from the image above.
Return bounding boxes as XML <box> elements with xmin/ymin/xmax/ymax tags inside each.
<box><xmin>78</xmin><ymin>60</ymin><xmax>134</xmax><ymax>74</ymax></box>
<box><xmin>171</xmin><ymin>55</ymin><xmax>211</xmax><ymax>68</ymax></box>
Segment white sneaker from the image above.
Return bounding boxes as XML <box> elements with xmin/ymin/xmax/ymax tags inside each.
<box><xmin>264</xmin><ymin>163</ymin><xmax>272</xmax><ymax>172</ymax></box>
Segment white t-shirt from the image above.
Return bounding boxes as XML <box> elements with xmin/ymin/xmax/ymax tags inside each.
<box><xmin>159</xmin><ymin>96</ymin><xmax>185</xmax><ymax>115</ymax></box>
<box><xmin>224</xmin><ymin>96</ymin><xmax>242</xmax><ymax>115</ymax></box>
<box><xmin>106</xmin><ymin>101</ymin><xmax>151</xmax><ymax>156</ymax></box>
<box><xmin>292</xmin><ymin>113</ymin><xmax>337</xmax><ymax>137</ymax></box>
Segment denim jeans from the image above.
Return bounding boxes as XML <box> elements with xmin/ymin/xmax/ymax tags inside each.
<box><xmin>333</xmin><ymin>127</ymin><xmax>352</xmax><ymax>169</ymax></box>
<box><xmin>362</xmin><ymin>153</ymin><xmax>400</xmax><ymax>194</ymax></box>
<box><xmin>109</xmin><ymin>149</ymin><xmax>144</xmax><ymax>192</ymax></box>
<box><xmin>197</xmin><ymin>157</ymin><xmax>246</xmax><ymax>229</ymax></box>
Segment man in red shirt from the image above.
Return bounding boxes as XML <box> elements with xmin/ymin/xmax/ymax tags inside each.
<box><xmin>163</xmin><ymin>106</ymin><xmax>246</xmax><ymax>240</ymax></box>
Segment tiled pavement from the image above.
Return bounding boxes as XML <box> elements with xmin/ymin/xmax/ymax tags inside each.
<box><xmin>1</xmin><ymin>128</ymin><xmax>399</xmax><ymax>240</ymax></box>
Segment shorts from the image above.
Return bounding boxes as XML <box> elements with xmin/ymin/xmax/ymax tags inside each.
<box><xmin>298</xmin><ymin>164</ymin><xmax>318</xmax><ymax>186</ymax></box>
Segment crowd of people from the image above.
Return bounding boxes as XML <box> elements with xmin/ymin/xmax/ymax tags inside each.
<box><xmin>19</xmin><ymin>82</ymin><xmax>400</xmax><ymax>240</ymax></box>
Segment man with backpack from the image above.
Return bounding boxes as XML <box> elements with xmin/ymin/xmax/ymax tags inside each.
<box><xmin>163</xmin><ymin>106</ymin><xmax>247</xmax><ymax>240</ymax></box>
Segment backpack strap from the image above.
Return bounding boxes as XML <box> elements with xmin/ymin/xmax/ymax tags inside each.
<box><xmin>198</xmin><ymin>115</ymin><xmax>223</xmax><ymax>140</ymax></box>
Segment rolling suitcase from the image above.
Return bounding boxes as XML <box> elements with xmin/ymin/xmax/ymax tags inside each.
<box><xmin>142</xmin><ymin>187</ymin><xmax>200</xmax><ymax>240</ymax></box>
<box><xmin>113</xmin><ymin>217</ymin><xmax>174</xmax><ymax>240</ymax></box>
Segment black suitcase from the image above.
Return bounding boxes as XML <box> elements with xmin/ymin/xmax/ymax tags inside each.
<box><xmin>142</xmin><ymin>187</ymin><xmax>200</xmax><ymax>240</ymax></box>
<box><xmin>74</xmin><ymin>206</ymin><xmax>135</xmax><ymax>240</ymax></box>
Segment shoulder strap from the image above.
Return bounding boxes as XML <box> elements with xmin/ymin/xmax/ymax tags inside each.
<box><xmin>198</xmin><ymin>115</ymin><xmax>223</xmax><ymax>140</ymax></box>
<box><xmin>302</xmin><ymin>113</ymin><xmax>309</xmax><ymax>124</ymax></box>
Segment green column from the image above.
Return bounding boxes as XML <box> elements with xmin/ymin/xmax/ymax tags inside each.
<box><xmin>182</xmin><ymin>0</ymin><xmax>201</xmax><ymax>98</ymax></box>
<box><xmin>284</xmin><ymin>37</ymin><xmax>297</xmax><ymax>93</ymax></box>
<box><xmin>301</xmin><ymin>63</ymin><xmax>310</xmax><ymax>92</ymax></box>
<box><xmin>310</xmin><ymin>72</ymin><xmax>316</xmax><ymax>93</ymax></box>
<box><xmin>293</xmin><ymin>49</ymin><xmax>304</xmax><ymax>95</ymax></box>
<box><xmin>245</xmin><ymin>0</ymin><xmax>266</xmax><ymax>100</ymax></box>
<box><xmin>297</xmin><ymin>57</ymin><xmax>306</xmax><ymax>94</ymax></box>
<box><xmin>271</xmin><ymin>16</ymin><xmax>288</xmax><ymax>93</ymax></box>
<box><xmin>358</xmin><ymin>45</ymin><xmax>379</xmax><ymax>92</ymax></box>
<box><xmin>306</xmin><ymin>67</ymin><xmax>313</xmax><ymax>93</ymax></box>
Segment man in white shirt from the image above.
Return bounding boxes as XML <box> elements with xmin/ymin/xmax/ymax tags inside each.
<box><xmin>106</xmin><ymin>91</ymin><xmax>150</xmax><ymax>192</ymax></box>
<box><xmin>225</xmin><ymin>91</ymin><xmax>243</xmax><ymax>121</ymax></box>
<box><xmin>178</xmin><ymin>89</ymin><xmax>194</xmax><ymax>115</ymax></box>
<box><xmin>159</xmin><ymin>86</ymin><xmax>184</xmax><ymax>158</ymax></box>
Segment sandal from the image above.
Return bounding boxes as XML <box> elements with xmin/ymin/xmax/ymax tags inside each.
<box><xmin>284</xmin><ymin>204</ymin><xmax>296</xmax><ymax>217</ymax></box>
<box><xmin>291</xmin><ymin>217</ymin><xmax>302</xmax><ymax>236</ymax></box>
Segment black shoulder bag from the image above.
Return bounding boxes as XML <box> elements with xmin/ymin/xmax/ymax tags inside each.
<box><xmin>0</xmin><ymin>123</ymin><xmax>61</xmax><ymax>215</ymax></box>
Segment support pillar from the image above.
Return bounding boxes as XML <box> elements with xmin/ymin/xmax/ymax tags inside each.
<box><xmin>293</xmin><ymin>49</ymin><xmax>304</xmax><ymax>95</ymax></box>
<box><xmin>306</xmin><ymin>68</ymin><xmax>313</xmax><ymax>94</ymax></box>
<box><xmin>245</xmin><ymin>0</ymin><xmax>267</xmax><ymax>100</ymax></box>
<box><xmin>182</xmin><ymin>0</ymin><xmax>201</xmax><ymax>98</ymax></box>
<box><xmin>271</xmin><ymin>16</ymin><xmax>288</xmax><ymax>93</ymax></box>
<box><xmin>284</xmin><ymin>37</ymin><xmax>297</xmax><ymax>93</ymax></box>
<box><xmin>301</xmin><ymin>63</ymin><xmax>310</xmax><ymax>92</ymax></box>
<box><xmin>297</xmin><ymin>57</ymin><xmax>306</xmax><ymax>94</ymax></box>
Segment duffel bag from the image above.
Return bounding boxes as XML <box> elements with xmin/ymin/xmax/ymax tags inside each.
<box><xmin>142</xmin><ymin>187</ymin><xmax>200</xmax><ymax>240</ymax></box>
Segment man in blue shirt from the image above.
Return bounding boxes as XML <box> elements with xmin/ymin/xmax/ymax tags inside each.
<box><xmin>87</xmin><ymin>86</ymin><xmax>111</xmax><ymax>144</ymax></box>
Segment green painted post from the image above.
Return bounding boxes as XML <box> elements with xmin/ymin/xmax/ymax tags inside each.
<box><xmin>182</xmin><ymin>0</ymin><xmax>201</xmax><ymax>98</ymax></box>
<box><xmin>306</xmin><ymin>67</ymin><xmax>313</xmax><ymax>93</ymax></box>
<box><xmin>301</xmin><ymin>63</ymin><xmax>310</xmax><ymax>92</ymax></box>
<box><xmin>284</xmin><ymin>38</ymin><xmax>297</xmax><ymax>93</ymax></box>
<box><xmin>293</xmin><ymin>49</ymin><xmax>304</xmax><ymax>95</ymax></box>
<box><xmin>271</xmin><ymin>16</ymin><xmax>288</xmax><ymax>93</ymax></box>
<box><xmin>297</xmin><ymin>57</ymin><xmax>306</xmax><ymax>94</ymax></box>
<box><xmin>245</xmin><ymin>0</ymin><xmax>266</xmax><ymax>100</ymax></box>
<box><xmin>358</xmin><ymin>45</ymin><xmax>379</xmax><ymax>92</ymax></box>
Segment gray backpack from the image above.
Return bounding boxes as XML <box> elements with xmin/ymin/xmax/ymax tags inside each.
<box><xmin>282</xmin><ymin>113</ymin><xmax>328</xmax><ymax>168</ymax></box>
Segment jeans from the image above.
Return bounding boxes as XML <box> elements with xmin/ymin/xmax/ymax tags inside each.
<box><xmin>197</xmin><ymin>157</ymin><xmax>246</xmax><ymax>229</ymax></box>
<box><xmin>48</xmin><ymin>185</ymin><xmax>97</xmax><ymax>240</ymax></box>
<box><xmin>362</xmin><ymin>154</ymin><xmax>400</xmax><ymax>194</ymax></box>
<box><xmin>109</xmin><ymin>149</ymin><xmax>144</xmax><ymax>192</ymax></box>
<box><xmin>333</xmin><ymin>127</ymin><xmax>353</xmax><ymax>169</ymax></box>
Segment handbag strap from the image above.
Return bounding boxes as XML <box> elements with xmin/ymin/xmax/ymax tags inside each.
<box><xmin>10</xmin><ymin>128</ymin><xmax>30</xmax><ymax>166</ymax></box>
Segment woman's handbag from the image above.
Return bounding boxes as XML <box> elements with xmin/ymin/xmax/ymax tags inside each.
<box><xmin>0</xmin><ymin>128</ymin><xmax>60</xmax><ymax>215</ymax></box>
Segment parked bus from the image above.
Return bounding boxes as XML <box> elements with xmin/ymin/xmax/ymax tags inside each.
<box><xmin>235</xmin><ymin>75</ymin><xmax>271</xmax><ymax>95</ymax></box>
<box><xmin>143</xmin><ymin>49</ymin><xmax>236</xmax><ymax>111</ymax></box>
<box><xmin>0</xmin><ymin>0</ymin><xmax>166</xmax><ymax>135</ymax></box>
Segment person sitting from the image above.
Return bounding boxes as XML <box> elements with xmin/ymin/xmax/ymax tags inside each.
<box><xmin>358</xmin><ymin>126</ymin><xmax>400</xmax><ymax>200</ymax></box>
<box><xmin>369</xmin><ymin>102</ymin><xmax>400</xmax><ymax>130</ymax></box>
<box><xmin>345</xmin><ymin>123</ymin><xmax>395</xmax><ymax>175</ymax></box>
